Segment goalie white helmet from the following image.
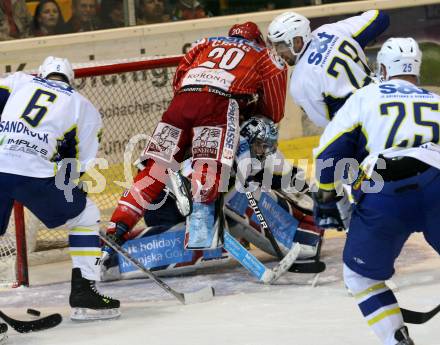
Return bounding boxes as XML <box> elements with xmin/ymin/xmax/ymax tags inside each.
<box><xmin>267</xmin><ymin>12</ymin><xmax>311</xmax><ymax>61</ymax></box>
<box><xmin>240</xmin><ymin>116</ymin><xmax>279</xmax><ymax>162</ymax></box>
<box><xmin>376</xmin><ymin>38</ymin><xmax>422</xmax><ymax>81</ymax></box>
<box><xmin>38</xmin><ymin>56</ymin><xmax>74</xmax><ymax>85</ymax></box>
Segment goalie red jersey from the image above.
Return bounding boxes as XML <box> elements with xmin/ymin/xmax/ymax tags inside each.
<box><xmin>174</xmin><ymin>35</ymin><xmax>288</xmax><ymax>123</ymax></box>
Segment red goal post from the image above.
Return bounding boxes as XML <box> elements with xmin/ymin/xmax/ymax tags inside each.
<box><xmin>1</xmin><ymin>55</ymin><xmax>183</xmax><ymax>288</ymax></box>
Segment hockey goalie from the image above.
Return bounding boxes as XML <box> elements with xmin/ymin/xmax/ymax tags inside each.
<box><xmin>101</xmin><ymin>116</ymin><xmax>324</xmax><ymax>281</ymax></box>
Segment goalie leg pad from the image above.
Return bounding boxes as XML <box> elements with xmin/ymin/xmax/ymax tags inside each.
<box><xmin>186</xmin><ymin>196</ymin><xmax>224</xmax><ymax>250</ymax></box>
<box><xmin>294</xmin><ymin>224</ymin><xmax>324</xmax><ymax>260</ymax></box>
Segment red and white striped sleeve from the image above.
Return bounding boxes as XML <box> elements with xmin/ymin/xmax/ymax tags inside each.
<box><xmin>258</xmin><ymin>51</ymin><xmax>288</xmax><ymax>123</ymax></box>
<box><xmin>173</xmin><ymin>39</ymin><xmax>208</xmax><ymax>93</ymax></box>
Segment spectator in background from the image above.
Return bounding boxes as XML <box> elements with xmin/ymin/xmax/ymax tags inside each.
<box><xmin>259</xmin><ymin>2</ymin><xmax>276</xmax><ymax>11</ymax></box>
<box><xmin>172</xmin><ymin>0</ymin><xmax>210</xmax><ymax>21</ymax></box>
<box><xmin>32</xmin><ymin>0</ymin><xmax>66</xmax><ymax>36</ymax></box>
<box><xmin>65</xmin><ymin>0</ymin><xmax>100</xmax><ymax>33</ymax></box>
<box><xmin>136</xmin><ymin>0</ymin><xmax>171</xmax><ymax>25</ymax></box>
<box><xmin>100</xmin><ymin>0</ymin><xmax>124</xmax><ymax>29</ymax></box>
<box><xmin>0</xmin><ymin>0</ymin><xmax>32</xmax><ymax>40</ymax></box>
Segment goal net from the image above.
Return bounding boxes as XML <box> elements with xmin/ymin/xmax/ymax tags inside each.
<box><xmin>0</xmin><ymin>55</ymin><xmax>182</xmax><ymax>287</ymax></box>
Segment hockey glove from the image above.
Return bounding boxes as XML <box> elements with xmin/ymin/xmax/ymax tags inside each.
<box><xmin>312</xmin><ymin>189</ymin><xmax>352</xmax><ymax>231</ymax></box>
<box><xmin>102</xmin><ymin>222</ymin><xmax>130</xmax><ymax>266</ymax></box>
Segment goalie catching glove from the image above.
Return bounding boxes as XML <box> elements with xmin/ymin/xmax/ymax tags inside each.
<box><xmin>312</xmin><ymin>189</ymin><xmax>352</xmax><ymax>230</ymax></box>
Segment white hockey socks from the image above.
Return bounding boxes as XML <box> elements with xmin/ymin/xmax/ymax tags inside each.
<box><xmin>68</xmin><ymin>225</ymin><xmax>101</xmax><ymax>281</ymax></box>
<box><xmin>344</xmin><ymin>265</ymin><xmax>404</xmax><ymax>345</ymax></box>
<box><xmin>66</xmin><ymin>199</ymin><xmax>101</xmax><ymax>281</ymax></box>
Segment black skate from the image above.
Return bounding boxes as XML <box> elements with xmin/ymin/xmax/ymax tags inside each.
<box><xmin>69</xmin><ymin>268</ymin><xmax>120</xmax><ymax>321</ymax></box>
<box><xmin>0</xmin><ymin>323</ymin><xmax>7</xmax><ymax>344</ymax></box>
<box><xmin>395</xmin><ymin>326</ymin><xmax>415</xmax><ymax>345</ymax></box>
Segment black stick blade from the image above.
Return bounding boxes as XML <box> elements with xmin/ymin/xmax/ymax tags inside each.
<box><xmin>289</xmin><ymin>261</ymin><xmax>326</xmax><ymax>274</ymax></box>
<box><xmin>0</xmin><ymin>311</ymin><xmax>62</xmax><ymax>333</ymax></box>
<box><xmin>402</xmin><ymin>304</ymin><xmax>440</xmax><ymax>325</ymax></box>
<box><xmin>0</xmin><ymin>323</ymin><xmax>7</xmax><ymax>334</ymax></box>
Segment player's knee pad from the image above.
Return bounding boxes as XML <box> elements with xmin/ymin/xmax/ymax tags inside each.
<box><xmin>343</xmin><ymin>264</ymin><xmax>383</xmax><ymax>294</ymax></box>
<box><xmin>191</xmin><ymin>159</ymin><xmax>221</xmax><ymax>203</ymax></box>
<box><xmin>65</xmin><ymin>198</ymin><xmax>100</xmax><ymax>229</ymax></box>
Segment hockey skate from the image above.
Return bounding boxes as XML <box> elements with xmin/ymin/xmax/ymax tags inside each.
<box><xmin>395</xmin><ymin>326</ymin><xmax>415</xmax><ymax>345</ymax></box>
<box><xmin>69</xmin><ymin>268</ymin><xmax>121</xmax><ymax>321</ymax></box>
<box><xmin>0</xmin><ymin>323</ymin><xmax>7</xmax><ymax>344</ymax></box>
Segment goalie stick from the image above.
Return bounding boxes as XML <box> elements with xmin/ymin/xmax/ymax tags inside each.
<box><xmin>245</xmin><ymin>190</ymin><xmax>284</xmax><ymax>260</ymax></box>
<box><xmin>401</xmin><ymin>304</ymin><xmax>440</xmax><ymax>324</ymax></box>
<box><xmin>0</xmin><ymin>310</ymin><xmax>62</xmax><ymax>333</ymax></box>
<box><xmin>273</xmin><ymin>190</ymin><xmax>327</xmax><ymax>275</ymax></box>
<box><xmin>99</xmin><ymin>230</ymin><xmax>214</xmax><ymax>305</ymax></box>
<box><xmin>229</xmin><ymin>186</ymin><xmax>324</xmax><ymax>279</ymax></box>
<box><xmin>223</xmin><ymin>232</ymin><xmax>301</xmax><ymax>284</ymax></box>
<box><xmin>246</xmin><ymin>189</ymin><xmax>327</xmax><ymax>276</ymax></box>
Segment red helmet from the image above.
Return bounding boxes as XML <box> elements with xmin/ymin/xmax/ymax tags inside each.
<box><xmin>228</xmin><ymin>22</ymin><xmax>265</xmax><ymax>46</ymax></box>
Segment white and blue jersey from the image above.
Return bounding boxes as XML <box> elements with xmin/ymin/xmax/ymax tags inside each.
<box><xmin>0</xmin><ymin>72</ymin><xmax>102</xmax><ymax>178</ymax></box>
<box><xmin>314</xmin><ymin>79</ymin><xmax>440</xmax><ymax>282</ymax></box>
<box><xmin>314</xmin><ymin>79</ymin><xmax>440</xmax><ymax>190</ymax></box>
<box><xmin>291</xmin><ymin>10</ymin><xmax>389</xmax><ymax>127</ymax></box>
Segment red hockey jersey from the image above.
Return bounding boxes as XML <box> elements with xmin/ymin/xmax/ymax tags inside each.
<box><xmin>173</xmin><ymin>36</ymin><xmax>288</xmax><ymax>123</ymax></box>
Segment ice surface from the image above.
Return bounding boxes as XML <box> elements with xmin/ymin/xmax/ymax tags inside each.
<box><xmin>0</xmin><ymin>233</ymin><xmax>439</xmax><ymax>345</ymax></box>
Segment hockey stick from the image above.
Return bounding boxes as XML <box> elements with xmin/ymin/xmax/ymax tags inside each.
<box><xmin>401</xmin><ymin>304</ymin><xmax>440</xmax><ymax>324</ymax></box>
<box><xmin>0</xmin><ymin>323</ymin><xmax>6</xmax><ymax>345</ymax></box>
<box><xmin>245</xmin><ymin>189</ymin><xmax>328</xmax><ymax>277</ymax></box>
<box><xmin>288</xmin><ymin>260</ymin><xmax>326</xmax><ymax>274</ymax></box>
<box><xmin>223</xmin><ymin>232</ymin><xmax>301</xmax><ymax>284</ymax></box>
<box><xmin>99</xmin><ymin>230</ymin><xmax>214</xmax><ymax>305</ymax></box>
<box><xmin>245</xmin><ymin>190</ymin><xmax>284</xmax><ymax>259</ymax></box>
<box><xmin>273</xmin><ymin>190</ymin><xmax>327</xmax><ymax>275</ymax></box>
<box><xmin>0</xmin><ymin>310</ymin><xmax>62</xmax><ymax>333</ymax></box>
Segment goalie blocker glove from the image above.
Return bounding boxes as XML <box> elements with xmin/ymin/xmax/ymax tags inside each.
<box><xmin>312</xmin><ymin>189</ymin><xmax>352</xmax><ymax>230</ymax></box>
